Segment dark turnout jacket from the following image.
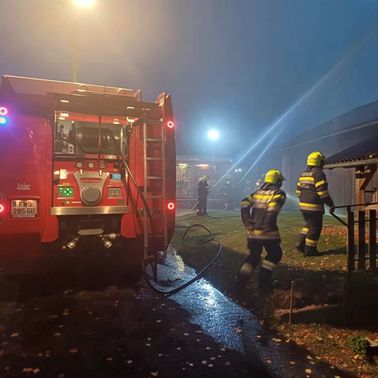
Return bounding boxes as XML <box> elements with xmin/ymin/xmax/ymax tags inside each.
<box><xmin>198</xmin><ymin>180</ymin><xmax>209</xmax><ymax>197</ymax></box>
<box><xmin>240</xmin><ymin>183</ymin><xmax>286</xmax><ymax>241</ymax></box>
<box><xmin>296</xmin><ymin>166</ymin><xmax>334</xmax><ymax>213</ymax></box>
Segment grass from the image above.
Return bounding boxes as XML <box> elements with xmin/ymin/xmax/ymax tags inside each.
<box><xmin>173</xmin><ymin>210</ymin><xmax>378</xmax><ymax>377</ymax></box>
<box><xmin>173</xmin><ymin>211</ymin><xmax>349</xmax><ymax>294</ymax></box>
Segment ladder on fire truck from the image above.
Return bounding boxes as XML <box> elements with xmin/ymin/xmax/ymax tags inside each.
<box><xmin>143</xmin><ymin>118</ymin><xmax>168</xmax><ymax>263</ymax></box>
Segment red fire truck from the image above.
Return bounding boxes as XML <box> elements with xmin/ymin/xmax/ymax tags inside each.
<box><xmin>0</xmin><ymin>75</ymin><xmax>176</xmax><ymax>273</ymax></box>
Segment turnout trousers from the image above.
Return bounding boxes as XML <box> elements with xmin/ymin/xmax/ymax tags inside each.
<box><xmin>237</xmin><ymin>238</ymin><xmax>283</xmax><ymax>291</ymax></box>
<box><xmin>296</xmin><ymin>212</ymin><xmax>323</xmax><ymax>255</ymax></box>
<box><xmin>198</xmin><ymin>194</ymin><xmax>208</xmax><ymax>215</ymax></box>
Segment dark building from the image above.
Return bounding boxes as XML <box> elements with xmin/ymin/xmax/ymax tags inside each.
<box><xmin>279</xmin><ymin>101</ymin><xmax>378</xmax><ymax>209</ymax></box>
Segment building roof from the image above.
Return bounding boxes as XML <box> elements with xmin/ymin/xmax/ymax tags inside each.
<box><xmin>282</xmin><ymin>100</ymin><xmax>378</xmax><ymax>149</ymax></box>
<box><xmin>325</xmin><ymin>134</ymin><xmax>378</xmax><ymax>168</ymax></box>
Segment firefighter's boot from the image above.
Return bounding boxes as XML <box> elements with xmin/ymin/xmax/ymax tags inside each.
<box><xmin>234</xmin><ymin>262</ymin><xmax>253</xmax><ymax>301</ymax></box>
<box><xmin>258</xmin><ymin>266</ymin><xmax>273</xmax><ymax>293</ymax></box>
<box><xmin>295</xmin><ymin>228</ymin><xmax>308</xmax><ymax>253</ymax></box>
<box><xmin>304</xmin><ymin>245</ymin><xmax>321</xmax><ymax>256</ymax></box>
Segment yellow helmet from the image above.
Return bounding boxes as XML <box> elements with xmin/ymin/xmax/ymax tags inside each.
<box><xmin>264</xmin><ymin>169</ymin><xmax>285</xmax><ymax>185</ymax></box>
<box><xmin>307</xmin><ymin>151</ymin><xmax>325</xmax><ymax>166</ymax></box>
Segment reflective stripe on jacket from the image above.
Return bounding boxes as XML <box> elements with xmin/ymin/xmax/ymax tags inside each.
<box><xmin>296</xmin><ymin>167</ymin><xmax>334</xmax><ymax>213</ymax></box>
<box><xmin>240</xmin><ymin>183</ymin><xmax>286</xmax><ymax>240</ymax></box>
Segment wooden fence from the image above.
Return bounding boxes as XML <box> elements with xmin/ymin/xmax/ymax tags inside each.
<box><xmin>332</xmin><ymin>203</ymin><xmax>378</xmax><ymax>272</ymax></box>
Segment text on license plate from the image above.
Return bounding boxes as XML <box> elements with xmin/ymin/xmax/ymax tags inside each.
<box><xmin>11</xmin><ymin>200</ymin><xmax>38</xmax><ymax>218</ymax></box>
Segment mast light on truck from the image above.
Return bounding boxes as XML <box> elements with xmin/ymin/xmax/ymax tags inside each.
<box><xmin>0</xmin><ymin>107</ymin><xmax>9</xmax><ymax>126</ymax></box>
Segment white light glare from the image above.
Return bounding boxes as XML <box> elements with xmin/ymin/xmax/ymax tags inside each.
<box><xmin>207</xmin><ymin>129</ymin><xmax>219</xmax><ymax>141</ymax></box>
<box><xmin>73</xmin><ymin>0</ymin><xmax>96</xmax><ymax>8</ymax></box>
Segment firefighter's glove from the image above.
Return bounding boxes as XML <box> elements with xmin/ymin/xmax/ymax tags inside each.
<box><xmin>329</xmin><ymin>207</ymin><xmax>335</xmax><ymax>215</ymax></box>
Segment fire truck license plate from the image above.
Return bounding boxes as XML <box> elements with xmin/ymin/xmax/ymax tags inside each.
<box><xmin>11</xmin><ymin>200</ymin><xmax>38</xmax><ymax>218</ymax></box>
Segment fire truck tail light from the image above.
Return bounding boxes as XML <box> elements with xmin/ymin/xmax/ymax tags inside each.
<box><xmin>0</xmin><ymin>199</ymin><xmax>8</xmax><ymax>218</ymax></box>
<box><xmin>167</xmin><ymin>202</ymin><xmax>175</xmax><ymax>210</ymax></box>
<box><xmin>167</xmin><ymin>121</ymin><xmax>175</xmax><ymax>129</ymax></box>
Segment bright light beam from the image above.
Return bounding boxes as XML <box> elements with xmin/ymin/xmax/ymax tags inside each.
<box><xmin>239</xmin><ymin>129</ymin><xmax>283</xmax><ymax>183</ymax></box>
<box><xmin>210</xmin><ymin>32</ymin><xmax>372</xmax><ymax>191</ymax></box>
<box><xmin>207</xmin><ymin>129</ymin><xmax>220</xmax><ymax>141</ymax></box>
<box><xmin>210</xmin><ymin>123</ymin><xmax>283</xmax><ymax>191</ymax></box>
<box><xmin>239</xmin><ymin>33</ymin><xmax>372</xmax><ymax>183</ymax></box>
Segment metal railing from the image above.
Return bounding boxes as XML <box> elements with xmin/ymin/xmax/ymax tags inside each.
<box><xmin>331</xmin><ymin>202</ymin><xmax>378</xmax><ymax>271</ymax></box>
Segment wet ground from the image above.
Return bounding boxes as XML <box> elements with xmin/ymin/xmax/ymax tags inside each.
<box><xmin>0</xmin><ymin>249</ymin><xmax>352</xmax><ymax>378</ymax></box>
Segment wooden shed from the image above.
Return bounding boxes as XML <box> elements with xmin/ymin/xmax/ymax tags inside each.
<box><xmin>325</xmin><ymin>136</ymin><xmax>378</xmax><ymax>209</ymax></box>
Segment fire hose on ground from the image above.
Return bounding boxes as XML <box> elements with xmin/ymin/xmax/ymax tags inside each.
<box><xmin>144</xmin><ymin>223</ymin><xmax>223</xmax><ymax>296</ymax></box>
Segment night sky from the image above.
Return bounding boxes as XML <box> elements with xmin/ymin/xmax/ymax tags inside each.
<box><xmin>1</xmin><ymin>0</ymin><xmax>378</xmax><ymax>159</ymax></box>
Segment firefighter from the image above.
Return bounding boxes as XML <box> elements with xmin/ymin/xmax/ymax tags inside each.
<box><xmin>295</xmin><ymin>151</ymin><xmax>335</xmax><ymax>256</ymax></box>
<box><xmin>197</xmin><ymin>175</ymin><xmax>210</xmax><ymax>216</ymax></box>
<box><xmin>235</xmin><ymin>169</ymin><xmax>286</xmax><ymax>295</ymax></box>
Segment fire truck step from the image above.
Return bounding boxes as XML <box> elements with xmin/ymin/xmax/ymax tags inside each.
<box><xmin>146</xmin><ymin>138</ymin><xmax>162</xmax><ymax>142</ymax></box>
<box><xmin>146</xmin><ymin>157</ymin><xmax>163</xmax><ymax>161</ymax></box>
<box><xmin>147</xmin><ymin>176</ymin><xmax>163</xmax><ymax>180</ymax></box>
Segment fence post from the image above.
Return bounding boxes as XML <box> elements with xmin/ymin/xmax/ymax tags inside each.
<box><xmin>357</xmin><ymin>210</ymin><xmax>366</xmax><ymax>270</ymax></box>
<box><xmin>347</xmin><ymin>208</ymin><xmax>355</xmax><ymax>272</ymax></box>
<box><xmin>369</xmin><ymin>209</ymin><xmax>376</xmax><ymax>271</ymax></box>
